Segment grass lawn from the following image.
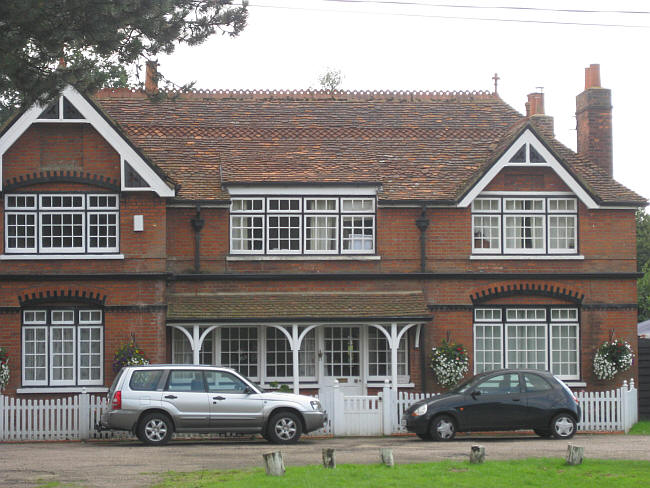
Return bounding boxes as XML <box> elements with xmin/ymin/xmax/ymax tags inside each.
<box><xmin>152</xmin><ymin>458</ymin><xmax>650</xmax><ymax>488</ymax></box>
<box><xmin>628</xmin><ymin>421</ymin><xmax>650</xmax><ymax>435</ymax></box>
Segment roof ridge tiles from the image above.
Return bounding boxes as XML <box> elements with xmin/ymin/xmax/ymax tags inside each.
<box><xmin>95</xmin><ymin>87</ymin><xmax>498</xmax><ymax>102</ymax></box>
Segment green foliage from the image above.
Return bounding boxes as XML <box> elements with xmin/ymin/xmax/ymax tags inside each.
<box><xmin>112</xmin><ymin>339</ymin><xmax>149</xmax><ymax>374</ymax></box>
<box><xmin>628</xmin><ymin>421</ymin><xmax>650</xmax><ymax>435</ymax></box>
<box><xmin>637</xmin><ymin>209</ymin><xmax>650</xmax><ymax>321</ymax></box>
<box><xmin>319</xmin><ymin>68</ymin><xmax>343</xmax><ymax>93</ymax></box>
<box><xmin>153</xmin><ymin>459</ymin><xmax>650</xmax><ymax>488</ymax></box>
<box><xmin>430</xmin><ymin>340</ymin><xmax>469</xmax><ymax>389</ymax></box>
<box><xmin>0</xmin><ymin>1</ymin><xmax>249</xmax><ymax>122</ymax></box>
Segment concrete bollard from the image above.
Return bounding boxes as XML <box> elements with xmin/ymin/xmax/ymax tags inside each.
<box><xmin>380</xmin><ymin>448</ymin><xmax>395</xmax><ymax>467</ymax></box>
<box><xmin>263</xmin><ymin>451</ymin><xmax>286</xmax><ymax>476</ymax></box>
<box><xmin>566</xmin><ymin>444</ymin><xmax>584</xmax><ymax>465</ymax></box>
<box><xmin>470</xmin><ymin>445</ymin><xmax>486</xmax><ymax>464</ymax></box>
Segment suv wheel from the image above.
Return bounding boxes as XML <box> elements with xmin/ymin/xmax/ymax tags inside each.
<box><xmin>550</xmin><ymin>413</ymin><xmax>576</xmax><ymax>439</ymax></box>
<box><xmin>138</xmin><ymin>412</ymin><xmax>174</xmax><ymax>446</ymax></box>
<box><xmin>267</xmin><ymin>411</ymin><xmax>302</xmax><ymax>444</ymax></box>
<box><xmin>429</xmin><ymin>414</ymin><xmax>456</xmax><ymax>441</ymax></box>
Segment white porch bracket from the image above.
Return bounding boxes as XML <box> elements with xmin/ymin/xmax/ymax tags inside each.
<box><xmin>170</xmin><ymin>324</ymin><xmax>219</xmax><ymax>365</ymax></box>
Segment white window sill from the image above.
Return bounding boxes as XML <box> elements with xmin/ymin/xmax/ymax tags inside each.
<box><xmin>0</xmin><ymin>254</ymin><xmax>125</xmax><ymax>260</ymax></box>
<box><xmin>227</xmin><ymin>254</ymin><xmax>381</xmax><ymax>261</ymax></box>
<box><xmin>470</xmin><ymin>254</ymin><xmax>584</xmax><ymax>260</ymax></box>
<box><xmin>17</xmin><ymin>387</ymin><xmax>109</xmax><ymax>394</ymax></box>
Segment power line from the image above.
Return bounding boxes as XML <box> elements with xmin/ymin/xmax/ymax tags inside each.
<box><xmin>322</xmin><ymin>0</ymin><xmax>650</xmax><ymax>16</ymax></box>
<box><xmin>248</xmin><ymin>2</ymin><xmax>650</xmax><ymax>29</ymax></box>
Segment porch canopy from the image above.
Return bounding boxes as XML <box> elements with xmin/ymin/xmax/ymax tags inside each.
<box><xmin>166</xmin><ymin>291</ymin><xmax>431</xmax><ymax>393</ymax></box>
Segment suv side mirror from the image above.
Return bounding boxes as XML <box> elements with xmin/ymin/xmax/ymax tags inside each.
<box><xmin>470</xmin><ymin>390</ymin><xmax>481</xmax><ymax>399</ymax></box>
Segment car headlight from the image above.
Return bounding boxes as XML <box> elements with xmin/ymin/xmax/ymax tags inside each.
<box><xmin>411</xmin><ymin>404</ymin><xmax>428</xmax><ymax>416</ymax></box>
<box><xmin>310</xmin><ymin>400</ymin><xmax>322</xmax><ymax>411</ymax></box>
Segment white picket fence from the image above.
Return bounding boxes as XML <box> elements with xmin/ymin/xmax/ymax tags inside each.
<box><xmin>0</xmin><ymin>379</ymin><xmax>639</xmax><ymax>441</ymax></box>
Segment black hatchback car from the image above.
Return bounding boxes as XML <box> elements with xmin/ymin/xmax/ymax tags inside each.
<box><xmin>403</xmin><ymin>369</ymin><xmax>581</xmax><ymax>441</ymax></box>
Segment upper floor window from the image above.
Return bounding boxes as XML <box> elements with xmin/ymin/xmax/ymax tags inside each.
<box><xmin>472</xmin><ymin>196</ymin><xmax>577</xmax><ymax>255</ymax></box>
<box><xmin>4</xmin><ymin>193</ymin><xmax>119</xmax><ymax>254</ymax></box>
<box><xmin>230</xmin><ymin>196</ymin><xmax>376</xmax><ymax>255</ymax></box>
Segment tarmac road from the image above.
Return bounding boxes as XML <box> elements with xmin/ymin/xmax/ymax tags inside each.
<box><xmin>1</xmin><ymin>433</ymin><xmax>649</xmax><ymax>488</ymax></box>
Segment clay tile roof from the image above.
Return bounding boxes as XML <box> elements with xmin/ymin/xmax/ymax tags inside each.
<box><xmin>91</xmin><ymin>88</ymin><xmax>644</xmax><ymax>205</ymax></box>
<box><xmin>167</xmin><ymin>291</ymin><xmax>430</xmax><ymax>322</ymax></box>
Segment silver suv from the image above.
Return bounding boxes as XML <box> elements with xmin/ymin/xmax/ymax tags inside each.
<box><xmin>98</xmin><ymin>364</ymin><xmax>327</xmax><ymax>445</ymax></box>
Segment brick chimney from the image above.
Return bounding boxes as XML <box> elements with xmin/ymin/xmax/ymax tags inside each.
<box><xmin>576</xmin><ymin>64</ymin><xmax>612</xmax><ymax>176</ymax></box>
<box><xmin>526</xmin><ymin>92</ymin><xmax>554</xmax><ymax>137</ymax></box>
<box><xmin>145</xmin><ymin>60</ymin><xmax>159</xmax><ymax>94</ymax></box>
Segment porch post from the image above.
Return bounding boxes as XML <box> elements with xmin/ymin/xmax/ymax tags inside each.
<box><xmin>192</xmin><ymin>325</ymin><xmax>200</xmax><ymax>365</ymax></box>
<box><xmin>291</xmin><ymin>325</ymin><xmax>300</xmax><ymax>394</ymax></box>
<box><xmin>390</xmin><ymin>323</ymin><xmax>398</xmax><ymax>392</ymax></box>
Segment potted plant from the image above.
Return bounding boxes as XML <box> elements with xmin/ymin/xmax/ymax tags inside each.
<box><xmin>430</xmin><ymin>339</ymin><xmax>469</xmax><ymax>389</ymax></box>
<box><xmin>593</xmin><ymin>339</ymin><xmax>634</xmax><ymax>380</ymax></box>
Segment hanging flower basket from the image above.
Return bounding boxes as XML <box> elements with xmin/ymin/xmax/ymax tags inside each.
<box><xmin>112</xmin><ymin>339</ymin><xmax>149</xmax><ymax>374</ymax></box>
<box><xmin>430</xmin><ymin>340</ymin><xmax>469</xmax><ymax>389</ymax></box>
<box><xmin>0</xmin><ymin>347</ymin><xmax>9</xmax><ymax>392</ymax></box>
<box><xmin>593</xmin><ymin>339</ymin><xmax>634</xmax><ymax>380</ymax></box>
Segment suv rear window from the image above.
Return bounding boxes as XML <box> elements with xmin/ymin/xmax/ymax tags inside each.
<box><xmin>130</xmin><ymin>370</ymin><xmax>164</xmax><ymax>391</ymax></box>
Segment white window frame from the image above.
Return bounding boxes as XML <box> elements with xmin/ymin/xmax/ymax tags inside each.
<box><xmin>472</xmin><ymin>215</ymin><xmax>501</xmax><ymax>254</ymax></box>
<box><xmin>304</xmin><ymin>198</ymin><xmax>338</xmax><ymax>213</ymax></box>
<box><xmin>21</xmin><ymin>308</ymin><xmax>104</xmax><ymax>388</ymax></box>
<box><xmin>341</xmin><ymin>215</ymin><xmax>375</xmax><ymax>254</ymax></box>
<box><xmin>22</xmin><ymin>326</ymin><xmax>48</xmax><ymax>386</ymax></box>
<box><xmin>230</xmin><ymin>215</ymin><xmax>265</xmax><ymax>254</ymax></box>
<box><xmin>473</xmin><ymin>323</ymin><xmax>503</xmax><ymax>374</ymax></box>
<box><xmin>473</xmin><ymin>306</ymin><xmax>580</xmax><ymax>380</ymax></box>
<box><xmin>548</xmin><ymin>214</ymin><xmax>577</xmax><ymax>254</ymax></box>
<box><xmin>366</xmin><ymin>327</ymin><xmax>408</xmax><ymax>380</ymax></box>
<box><xmin>5</xmin><ymin>193</ymin><xmax>120</xmax><ymax>255</ymax></box>
<box><xmin>266</xmin><ymin>214</ymin><xmax>302</xmax><ymax>254</ymax></box>
<box><xmin>267</xmin><ymin>198</ymin><xmax>301</xmax><ymax>213</ymax></box>
<box><xmin>304</xmin><ymin>214</ymin><xmax>338</xmax><ymax>254</ymax></box>
<box><xmin>505</xmin><ymin>323</ymin><xmax>548</xmax><ymax>371</ymax></box>
<box><xmin>503</xmin><ymin>214</ymin><xmax>546</xmax><ymax>254</ymax></box>
<box><xmin>49</xmin><ymin>326</ymin><xmax>76</xmax><ymax>386</ymax></box>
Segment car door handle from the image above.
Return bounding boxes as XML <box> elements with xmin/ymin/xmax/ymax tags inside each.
<box><xmin>213</xmin><ymin>396</ymin><xmax>226</xmax><ymax>401</ymax></box>
<box><xmin>164</xmin><ymin>395</ymin><xmax>177</xmax><ymax>399</ymax></box>
<box><xmin>511</xmin><ymin>397</ymin><xmax>521</xmax><ymax>402</ymax></box>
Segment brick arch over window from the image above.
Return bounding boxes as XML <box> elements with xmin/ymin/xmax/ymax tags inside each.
<box><xmin>470</xmin><ymin>283</ymin><xmax>584</xmax><ymax>305</ymax></box>
<box><xmin>4</xmin><ymin>171</ymin><xmax>120</xmax><ymax>193</ymax></box>
<box><xmin>18</xmin><ymin>289</ymin><xmax>107</xmax><ymax>307</ymax></box>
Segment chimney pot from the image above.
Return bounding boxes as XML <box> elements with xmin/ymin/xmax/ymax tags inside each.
<box><xmin>145</xmin><ymin>60</ymin><xmax>159</xmax><ymax>94</ymax></box>
<box><xmin>576</xmin><ymin>64</ymin><xmax>612</xmax><ymax>176</ymax></box>
<box><xmin>585</xmin><ymin>63</ymin><xmax>601</xmax><ymax>90</ymax></box>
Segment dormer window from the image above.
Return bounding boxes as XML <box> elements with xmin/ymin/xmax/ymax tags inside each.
<box><xmin>230</xmin><ymin>195</ymin><xmax>376</xmax><ymax>255</ymax></box>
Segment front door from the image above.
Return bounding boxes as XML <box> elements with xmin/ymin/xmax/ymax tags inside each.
<box><xmin>323</xmin><ymin>326</ymin><xmax>363</xmax><ymax>395</ymax></box>
<box><xmin>205</xmin><ymin>370</ymin><xmax>265</xmax><ymax>431</ymax></box>
<box><xmin>162</xmin><ymin>370</ymin><xmax>211</xmax><ymax>429</ymax></box>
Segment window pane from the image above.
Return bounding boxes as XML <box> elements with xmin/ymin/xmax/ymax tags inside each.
<box><xmin>305</xmin><ymin>216</ymin><xmax>337</xmax><ymax>252</ymax></box>
<box><xmin>231</xmin><ymin>216</ymin><xmax>264</xmax><ymax>252</ymax></box>
<box><xmin>474</xmin><ymin>324</ymin><xmax>502</xmax><ymax>373</ymax></box>
<box><xmin>549</xmin><ymin>216</ymin><xmax>576</xmax><ymax>251</ymax></box>
<box><xmin>368</xmin><ymin>327</ymin><xmax>407</xmax><ymax>377</ymax></box>
<box><xmin>324</xmin><ymin>327</ymin><xmax>360</xmax><ymax>377</ymax></box>
<box><xmin>550</xmin><ymin>324</ymin><xmax>578</xmax><ymax>377</ymax></box>
<box><xmin>506</xmin><ymin>324</ymin><xmax>546</xmax><ymax>370</ymax></box>
<box><xmin>266</xmin><ymin>328</ymin><xmax>292</xmax><ymax>378</ymax></box>
<box><xmin>473</xmin><ymin>215</ymin><xmax>500</xmax><ymax>250</ymax></box>
<box><xmin>505</xmin><ymin>216</ymin><xmax>544</xmax><ymax>251</ymax></box>
<box><xmin>341</xmin><ymin>216</ymin><xmax>374</xmax><ymax>252</ymax></box>
<box><xmin>268</xmin><ymin>215</ymin><xmax>301</xmax><ymax>252</ymax></box>
<box><xmin>220</xmin><ymin>327</ymin><xmax>258</xmax><ymax>378</ymax></box>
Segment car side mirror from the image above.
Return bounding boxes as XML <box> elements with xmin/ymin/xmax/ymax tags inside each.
<box><xmin>244</xmin><ymin>386</ymin><xmax>255</xmax><ymax>395</ymax></box>
<box><xmin>470</xmin><ymin>390</ymin><xmax>481</xmax><ymax>399</ymax></box>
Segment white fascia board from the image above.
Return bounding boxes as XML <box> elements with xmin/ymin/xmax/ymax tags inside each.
<box><xmin>0</xmin><ymin>86</ymin><xmax>174</xmax><ymax>197</ymax></box>
<box><xmin>62</xmin><ymin>87</ymin><xmax>174</xmax><ymax>197</ymax></box>
<box><xmin>457</xmin><ymin>129</ymin><xmax>599</xmax><ymax>209</ymax></box>
<box><xmin>226</xmin><ymin>184</ymin><xmax>380</xmax><ymax>196</ymax></box>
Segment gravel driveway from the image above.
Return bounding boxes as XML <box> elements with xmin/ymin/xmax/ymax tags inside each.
<box><xmin>1</xmin><ymin>433</ymin><xmax>649</xmax><ymax>488</ymax></box>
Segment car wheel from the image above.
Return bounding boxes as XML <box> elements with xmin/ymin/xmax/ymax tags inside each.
<box><xmin>550</xmin><ymin>414</ymin><xmax>576</xmax><ymax>439</ymax></box>
<box><xmin>429</xmin><ymin>414</ymin><xmax>456</xmax><ymax>441</ymax></box>
<box><xmin>416</xmin><ymin>432</ymin><xmax>432</xmax><ymax>441</ymax></box>
<box><xmin>534</xmin><ymin>429</ymin><xmax>551</xmax><ymax>438</ymax></box>
<box><xmin>267</xmin><ymin>411</ymin><xmax>302</xmax><ymax>444</ymax></box>
<box><xmin>137</xmin><ymin>412</ymin><xmax>173</xmax><ymax>446</ymax></box>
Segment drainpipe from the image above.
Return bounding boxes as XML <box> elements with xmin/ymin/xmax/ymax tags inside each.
<box><xmin>415</xmin><ymin>206</ymin><xmax>429</xmax><ymax>272</ymax></box>
<box><xmin>191</xmin><ymin>206</ymin><xmax>204</xmax><ymax>273</ymax></box>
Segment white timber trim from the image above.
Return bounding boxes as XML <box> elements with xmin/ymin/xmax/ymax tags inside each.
<box><xmin>470</xmin><ymin>254</ymin><xmax>585</xmax><ymax>260</ymax></box>
<box><xmin>17</xmin><ymin>387</ymin><xmax>109</xmax><ymax>394</ymax></box>
<box><xmin>0</xmin><ymin>86</ymin><xmax>174</xmax><ymax>197</ymax></box>
<box><xmin>458</xmin><ymin>129</ymin><xmax>599</xmax><ymax>209</ymax></box>
<box><xmin>227</xmin><ymin>255</ymin><xmax>381</xmax><ymax>261</ymax></box>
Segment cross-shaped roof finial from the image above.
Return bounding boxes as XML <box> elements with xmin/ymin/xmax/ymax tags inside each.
<box><xmin>492</xmin><ymin>73</ymin><xmax>500</xmax><ymax>94</ymax></box>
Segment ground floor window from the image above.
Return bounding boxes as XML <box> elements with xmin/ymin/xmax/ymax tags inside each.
<box><xmin>22</xmin><ymin>308</ymin><xmax>103</xmax><ymax>387</ymax></box>
<box><xmin>171</xmin><ymin>324</ymin><xmax>410</xmax><ymax>384</ymax></box>
<box><xmin>473</xmin><ymin>306</ymin><xmax>579</xmax><ymax>380</ymax></box>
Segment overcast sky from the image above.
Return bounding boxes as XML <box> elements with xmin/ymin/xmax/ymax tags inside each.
<box><xmin>158</xmin><ymin>0</ymin><xmax>650</xmax><ymax>204</ymax></box>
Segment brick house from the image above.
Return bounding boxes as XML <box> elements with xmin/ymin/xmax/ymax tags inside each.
<box><xmin>0</xmin><ymin>63</ymin><xmax>644</xmax><ymax>397</ymax></box>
